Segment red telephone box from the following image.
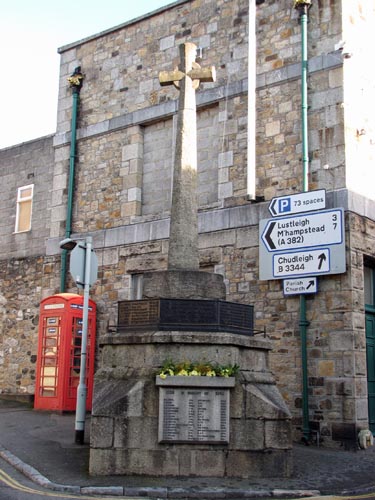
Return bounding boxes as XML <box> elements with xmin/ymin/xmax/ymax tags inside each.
<box><xmin>34</xmin><ymin>293</ymin><xmax>96</xmax><ymax>411</ymax></box>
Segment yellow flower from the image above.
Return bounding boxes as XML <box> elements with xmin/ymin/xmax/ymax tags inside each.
<box><xmin>157</xmin><ymin>359</ymin><xmax>239</xmax><ymax>379</ymax></box>
<box><xmin>189</xmin><ymin>370</ymin><xmax>200</xmax><ymax>376</ymax></box>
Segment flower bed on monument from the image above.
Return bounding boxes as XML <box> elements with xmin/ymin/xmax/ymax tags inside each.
<box><xmin>157</xmin><ymin>360</ymin><xmax>239</xmax><ymax>378</ymax></box>
<box><xmin>156</xmin><ymin>360</ymin><xmax>238</xmax><ymax>386</ymax></box>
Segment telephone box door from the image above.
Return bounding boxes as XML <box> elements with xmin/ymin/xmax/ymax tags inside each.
<box><xmin>34</xmin><ymin>293</ymin><xmax>96</xmax><ymax>411</ymax></box>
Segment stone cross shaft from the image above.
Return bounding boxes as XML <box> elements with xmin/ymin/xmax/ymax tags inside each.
<box><xmin>159</xmin><ymin>42</ymin><xmax>216</xmax><ymax>271</ymax></box>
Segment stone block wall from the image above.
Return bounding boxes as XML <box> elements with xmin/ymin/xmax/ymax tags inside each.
<box><xmin>0</xmin><ymin>256</ymin><xmax>60</xmax><ymax>395</ymax></box>
<box><xmin>51</xmin><ymin>0</ymin><xmax>348</xmax><ymax>239</ymax></box>
<box><xmin>1</xmin><ymin>0</ymin><xmax>375</xmax><ymax>448</ymax></box>
<box><xmin>0</xmin><ymin>135</ymin><xmax>58</xmax><ymax>396</ymax></box>
<box><xmin>56</xmin><ymin>0</ymin><xmax>250</xmax><ymax>136</ymax></box>
<box><xmin>142</xmin><ymin>105</ymin><xmax>220</xmax><ymax>217</ymax></box>
<box><xmin>143</xmin><ymin>120</ymin><xmax>172</xmax><ymax>216</ymax></box>
<box><xmin>0</xmin><ymin>136</ymin><xmax>54</xmax><ymax>260</ymax></box>
<box><xmin>71</xmin><ymin>197</ymin><xmax>373</xmax><ymax>444</ymax></box>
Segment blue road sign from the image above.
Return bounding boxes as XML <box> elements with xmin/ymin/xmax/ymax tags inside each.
<box><xmin>268</xmin><ymin>189</ymin><xmax>326</xmax><ymax>217</ymax></box>
<box><xmin>259</xmin><ymin>208</ymin><xmax>346</xmax><ymax>280</ymax></box>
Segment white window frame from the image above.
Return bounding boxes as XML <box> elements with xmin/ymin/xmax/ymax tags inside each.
<box><xmin>15</xmin><ymin>184</ymin><xmax>34</xmax><ymax>233</ymax></box>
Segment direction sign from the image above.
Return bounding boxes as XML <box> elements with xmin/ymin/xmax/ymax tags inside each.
<box><xmin>283</xmin><ymin>277</ymin><xmax>318</xmax><ymax>296</ymax></box>
<box><xmin>259</xmin><ymin>208</ymin><xmax>346</xmax><ymax>280</ymax></box>
<box><xmin>261</xmin><ymin>208</ymin><xmax>343</xmax><ymax>253</ymax></box>
<box><xmin>273</xmin><ymin>249</ymin><xmax>329</xmax><ymax>278</ymax></box>
<box><xmin>269</xmin><ymin>189</ymin><xmax>326</xmax><ymax>217</ymax></box>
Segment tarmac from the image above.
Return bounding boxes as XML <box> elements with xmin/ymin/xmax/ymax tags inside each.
<box><xmin>1</xmin><ymin>398</ymin><xmax>375</xmax><ymax>499</ymax></box>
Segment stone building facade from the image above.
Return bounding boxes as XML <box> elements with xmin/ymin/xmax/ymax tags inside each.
<box><xmin>1</xmin><ymin>0</ymin><xmax>375</xmax><ymax>447</ymax></box>
<box><xmin>0</xmin><ymin>136</ymin><xmax>57</xmax><ymax>395</ymax></box>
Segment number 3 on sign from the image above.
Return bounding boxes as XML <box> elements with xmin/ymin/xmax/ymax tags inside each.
<box><xmin>332</xmin><ymin>213</ymin><xmax>337</xmax><ymax>229</ymax></box>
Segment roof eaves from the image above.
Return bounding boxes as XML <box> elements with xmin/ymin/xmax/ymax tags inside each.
<box><xmin>57</xmin><ymin>0</ymin><xmax>191</xmax><ymax>54</ymax></box>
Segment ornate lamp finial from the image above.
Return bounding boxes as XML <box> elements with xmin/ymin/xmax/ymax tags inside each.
<box><xmin>67</xmin><ymin>66</ymin><xmax>84</xmax><ymax>92</ymax></box>
<box><xmin>294</xmin><ymin>0</ymin><xmax>312</xmax><ymax>7</ymax></box>
<box><xmin>294</xmin><ymin>0</ymin><xmax>312</xmax><ymax>18</ymax></box>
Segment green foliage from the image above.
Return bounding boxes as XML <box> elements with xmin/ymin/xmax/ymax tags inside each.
<box><xmin>157</xmin><ymin>359</ymin><xmax>239</xmax><ymax>379</ymax></box>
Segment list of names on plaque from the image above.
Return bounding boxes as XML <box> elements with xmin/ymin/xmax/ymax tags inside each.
<box><xmin>159</xmin><ymin>387</ymin><xmax>230</xmax><ymax>443</ymax></box>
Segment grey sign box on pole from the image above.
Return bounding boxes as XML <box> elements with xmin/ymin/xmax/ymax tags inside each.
<box><xmin>69</xmin><ymin>244</ymin><xmax>98</xmax><ymax>288</ymax></box>
<box><xmin>259</xmin><ymin>208</ymin><xmax>346</xmax><ymax>281</ymax></box>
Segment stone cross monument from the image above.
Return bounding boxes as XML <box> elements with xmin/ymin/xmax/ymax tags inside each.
<box><xmin>142</xmin><ymin>42</ymin><xmax>225</xmax><ymax>300</ymax></box>
<box><xmin>89</xmin><ymin>41</ymin><xmax>292</xmax><ymax>479</ymax></box>
<box><xmin>159</xmin><ymin>42</ymin><xmax>216</xmax><ymax>271</ymax></box>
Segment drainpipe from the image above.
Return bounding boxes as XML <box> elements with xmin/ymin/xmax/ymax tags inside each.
<box><xmin>247</xmin><ymin>0</ymin><xmax>256</xmax><ymax>200</ymax></box>
<box><xmin>294</xmin><ymin>0</ymin><xmax>312</xmax><ymax>443</ymax></box>
<box><xmin>60</xmin><ymin>67</ymin><xmax>84</xmax><ymax>292</ymax></box>
<box><xmin>248</xmin><ymin>0</ymin><xmax>266</xmax><ymax>201</ymax></box>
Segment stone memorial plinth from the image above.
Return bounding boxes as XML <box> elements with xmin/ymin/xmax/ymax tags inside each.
<box><xmin>89</xmin><ymin>331</ymin><xmax>292</xmax><ymax>478</ymax></box>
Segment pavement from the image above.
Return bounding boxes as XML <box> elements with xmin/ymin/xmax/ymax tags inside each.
<box><xmin>1</xmin><ymin>399</ymin><xmax>375</xmax><ymax>499</ymax></box>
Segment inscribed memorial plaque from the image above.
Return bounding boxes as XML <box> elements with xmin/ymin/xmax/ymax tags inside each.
<box><xmin>156</xmin><ymin>376</ymin><xmax>235</xmax><ymax>444</ymax></box>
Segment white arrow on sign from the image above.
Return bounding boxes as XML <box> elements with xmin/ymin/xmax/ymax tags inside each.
<box><xmin>283</xmin><ymin>277</ymin><xmax>318</xmax><ymax>296</ymax></box>
<box><xmin>273</xmin><ymin>248</ymin><xmax>330</xmax><ymax>278</ymax></box>
<box><xmin>261</xmin><ymin>208</ymin><xmax>343</xmax><ymax>252</ymax></box>
<box><xmin>269</xmin><ymin>189</ymin><xmax>326</xmax><ymax>217</ymax></box>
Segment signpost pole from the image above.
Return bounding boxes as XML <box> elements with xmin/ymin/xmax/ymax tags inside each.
<box><xmin>59</xmin><ymin>235</ymin><xmax>98</xmax><ymax>445</ymax></box>
<box><xmin>295</xmin><ymin>0</ymin><xmax>312</xmax><ymax>443</ymax></box>
<box><xmin>300</xmin><ymin>290</ymin><xmax>310</xmax><ymax>442</ymax></box>
<box><xmin>75</xmin><ymin>236</ymin><xmax>92</xmax><ymax>445</ymax></box>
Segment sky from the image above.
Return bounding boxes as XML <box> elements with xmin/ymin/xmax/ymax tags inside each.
<box><xmin>0</xmin><ymin>0</ymin><xmax>172</xmax><ymax>150</ymax></box>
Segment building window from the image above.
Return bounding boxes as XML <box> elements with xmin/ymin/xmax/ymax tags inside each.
<box><xmin>130</xmin><ymin>274</ymin><xmax>143</xmax><ymax>300</ymax></box>
<box><xmin>365</xmin><ymin>264</ymin><xmax>375</xmax><ymax>308</ymax></box>
<box><xmin>15</xmin><ymin>184</ymin><xmax>34</xmax><ymax>233</ymax></box>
